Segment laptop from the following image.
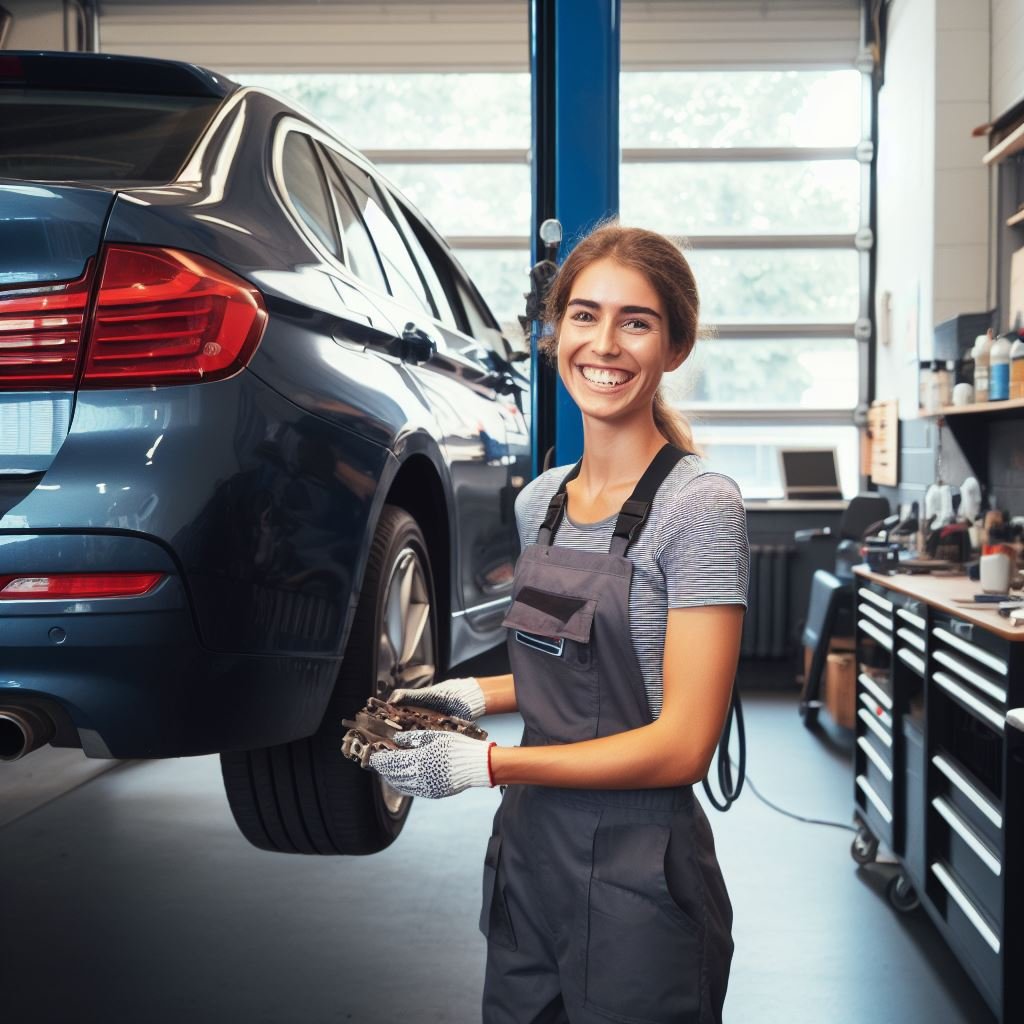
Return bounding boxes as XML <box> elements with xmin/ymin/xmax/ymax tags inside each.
<box><xmin>778</xmin><ymin>447</ymin><xmax>843</xmax><ymax>500</ymax></box>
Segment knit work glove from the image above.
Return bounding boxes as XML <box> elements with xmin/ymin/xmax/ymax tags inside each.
<box><xmin>368</xmin><ymin>730</ymin><xmax>496</xmax><ymax>799</ymax></box>
<box><xmin>388</xmin><ymin>677</ymin><xmax>486</xmax><ymax>721</ymax></box>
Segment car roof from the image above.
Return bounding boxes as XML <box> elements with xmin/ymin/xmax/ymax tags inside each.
<box><xmin>0</xmin><ymin>50</ymin><xmax>235</xmax><ymax>99</ymax></box>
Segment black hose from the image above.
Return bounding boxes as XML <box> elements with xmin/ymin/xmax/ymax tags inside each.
<box><xmin>702</xmin><ymin>689</ymin><xmax>745</xmax><ymax>811</ymax></box>
<box><xmin>701</xmin><ymin>688</ymin><xmax>858</xmax><ymax>833</ymax></box>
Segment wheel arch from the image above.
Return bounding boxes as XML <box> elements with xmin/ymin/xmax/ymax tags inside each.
<box><xmin>350</xmin><ymin>435</ymin><xmax>455</xmax><ymax>676</ymax></box>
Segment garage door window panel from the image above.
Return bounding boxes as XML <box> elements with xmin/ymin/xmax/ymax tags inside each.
<box><xmin>685</xmin><ymin>249</ymin><xmax>859</xmax><ymax>325</ymax></box>
<box><xmin>239</xmin><ymin>73</ymin><xmax>530</xmax><ymax>150</ymax></box>
<box><xmin>621</xmin><ymin>161</ymin><xmax>860</xmax><ymax>235</ymax></box>
<box><xmin>670</xmin><ymin>338</ymin><xmax>859</xmax><ymax>409</ymax></box>
<box><xmin>281</xmin><ymin>132</ymin><xmax>341</xmax><ymax>258</ymax></box>
<box><xmin>316</xmin><ymin>143</ymin><xmax>389</xmax><ymax>293</ymax></box>
<box><xmin>380</xmin><ymin>164</ymin><xmax>531</xmax><ymax>238</ymax></box>
<box><xmin>621</xmin><ymin>70</ymin><xmax>861</xmax><ymax>148</ymax></box>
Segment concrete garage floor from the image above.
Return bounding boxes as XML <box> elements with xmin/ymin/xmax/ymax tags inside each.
<box><xmin>0</xmin><ymin>658</ymin><xmax>996</xmax><ymax>1024</ymax></box>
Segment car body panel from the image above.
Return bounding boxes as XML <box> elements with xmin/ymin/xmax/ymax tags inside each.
<box><xmin>0</xmin><ymin>67</ymin><xmax>531</xmax><ymax>757</ymax></box>
<box><xmin>0</xmin><ymin>180</ymin><xmax>114</xmax><ymax>285</ymax></box>
<box><xmin>0</xmin><ymin>371</ymin><xmax>389</xmax><ymax>658</ymax></box>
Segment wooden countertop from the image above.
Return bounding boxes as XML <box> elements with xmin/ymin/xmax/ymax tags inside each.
<box><xmin>853</xmin><ymin>565</ymin><xmax>1024</xmax><ymax>641</ymax></box>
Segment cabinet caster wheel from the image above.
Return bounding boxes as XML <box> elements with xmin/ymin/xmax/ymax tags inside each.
<box><xmin>799</xmin><ymin>699</ymin><xmax>820</xmax><ymax>729</ymax></box>
<box><xmin>887</xmin><ymin>873</ymin><xmax>920</xmax><ymax>913</ymax></box>
<box><xmin>851</xmin><ymin>826</ymin><xmax>879</xmax><ymax>865</ymax></box>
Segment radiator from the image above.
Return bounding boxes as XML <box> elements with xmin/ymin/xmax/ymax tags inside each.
<box><xmin>741</xmin><ymin>544</ymin><xmax>794</xmax><ymax>658</ymax></box>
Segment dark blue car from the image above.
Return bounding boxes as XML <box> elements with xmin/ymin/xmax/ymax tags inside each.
<box><xmin>0</xmin><ymin>51</ymin><xmax>532</xmax><ymax>853</ymax></box>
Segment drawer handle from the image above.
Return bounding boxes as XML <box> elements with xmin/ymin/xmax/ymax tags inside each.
<box><xmin>933</xmin><ymin>672</ymin><xmax>1005</xmax><ymax>733</ymax></box>
<box><xmin>895</xmin><ymin>626</ymin><xmax>925</xmax><ymax>653</ymax></box>
<box><xmin>856</xmin><ymin>774</ymin><xmax>893</xmax><ymax>823</ymax></box>
<box><xmin>860</xmin><ymin>603</ymin><xmax>891</xmax><ymax>631</ymax></box>
<box><xmin>930</xmin><ymin>861</ymin><xmax>1001</xmax><ymax>954</ymax></box>
<box><xmin>858</xmin><ymin>618</ymin><xmax>893</xmax><ymax>651</ymax></box>
<box><xmin>857</xmin><ymin>736</ymin><xmax>893</xmax><ymax>781</ymax></box>
<box><xmin>858</xmin><ymin>707</ymin><xmax>892</xmax><ymax>747</ymax></box>
<box><xmin>858</xmin><ymin>672</ymin><xmax>893</xmax><ymax>710</ymax></box>
<box><xmin>896</xmin><ymin>607</ymin><xmax>926</xmax><ymax>631</ymax></box>
<box><xmin>931</xmin><ymin>797</ymin><xmax>1001</xmax><ymax>876</ymax></box>
<box><xmin>932</xmin><ymin>650</ymin><xmax>1007</xmax><ymax>705</ymax></box>
<box><xmin>896</xmin><ymin>647</ymin><xmax>925</xmax><ymax>677</ymax></box>
<box><xmin>932</xmin><ymin>627</ymin><xmax>1008</xmax><ymax>677</ymax></box>
<box><xmin>857</xmin><ymin>587</ymin><xmax>893</xmax><ymax>612</ymax></box>
<box><xmin>931</xmin><ymin>754</ymin><xmax>1003</xmax><ymax>829</ymax></box>
<box><xmin>858</xmin><ymin>691</ymin><xmax>892</xmax><ymax>729</ymax></box>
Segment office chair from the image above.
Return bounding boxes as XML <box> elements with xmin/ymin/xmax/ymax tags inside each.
<box><xmin>796</xmin><ymin>494</ymin><xmax>891</xmax><ymax>728</ymax></box>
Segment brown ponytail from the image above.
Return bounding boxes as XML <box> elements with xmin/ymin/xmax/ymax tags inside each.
<box><xmin>539</xmin><ymin>222</ymin><xmax>704</xmax><ymax>457</ymax></box>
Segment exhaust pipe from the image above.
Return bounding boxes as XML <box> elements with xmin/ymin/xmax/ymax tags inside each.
<box><xmin>0</xmin><ymin>706</ymin><xmax>56</xmax><ymax>761</ymax></box>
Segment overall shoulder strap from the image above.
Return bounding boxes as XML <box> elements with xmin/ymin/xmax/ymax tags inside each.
<box><xmin>609</xmin><ymin>443</ymin><xmax>692</xmax><ymax>557</ymax></box>
<box><xmin>536</xmin><ymin>459</ymin><xmax>584</xmax><ymax>545</ymax></box>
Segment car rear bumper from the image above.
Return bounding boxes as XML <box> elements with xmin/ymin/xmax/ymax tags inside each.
<box><xmin>0</xmin><ymin>533</ymin><xmax>338</xmax><ymax>757</ymax></box>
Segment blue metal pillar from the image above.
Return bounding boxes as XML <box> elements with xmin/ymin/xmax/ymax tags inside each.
<box><xmin>529</xmin><ymin>0</ymin><xmax>620</xmax><ymax>474</ymax></box>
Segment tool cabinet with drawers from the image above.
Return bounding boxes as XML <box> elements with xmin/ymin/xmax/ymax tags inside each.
<box><xmin>851</xmin><ymin>567</ymin><xmax>1023</xmax><ymax>1024</ymax></box>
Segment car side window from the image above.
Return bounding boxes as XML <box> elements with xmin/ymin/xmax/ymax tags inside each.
<box><xmin>314</xmin><ymin>143</ymin><xmax>389</xmax><ymax>294</ymax></box>
<box><xmin>324</xmin><ymin>151</ymin><xmax>433</xmax><ymax>318</ymax></box>
<box><xmin>455</xmin><ymin>276</ymin><xmax>509</xmax><ymax>358</ymax></box>
<box><xmin>386</xmin><ymin>197</ymin><xmax>459</xmax><ymax>332</ymax></box>
<box><xmin>281</xmin><ymin>132</ymin><xmax>340</xmax><ymax>257</ymax></box>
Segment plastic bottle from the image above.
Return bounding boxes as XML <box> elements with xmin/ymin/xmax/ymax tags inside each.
<box><xmin>989</xmin><ymin>332</ymin><xmax>1011</xmax><ymax>401</ymax></box>
<box><xmin>919</xmin><ymin>359</ymin><xmax>932</xmax><ymax>412</ymax></box>
<box><xmin>974</xmin><ymin>330</ymin><xmax>993</xmax><ymax>403</ymax></box>
<box><xmin>941</xmin><ymin>360</ymin><xmax>955</xmax><ymax>406</ymax></box>
<box><xmin>921</xmin><ymin>361</ymin><xmax>937</xmax><ymax>413</ymax></box>
<box><xmin>931</xmin><ymin>359</ymin><xmax>952</xmax><ymax>409</ymax></box>
<box><xmin>1010</xmin><ymin>334</ymin><xmax>1024</xmax><ymax>400</ymax></box>
<box><xmin>959</xmin><ymin>343</ymin><xmax>975</xmax><ymax>388</ymax></box>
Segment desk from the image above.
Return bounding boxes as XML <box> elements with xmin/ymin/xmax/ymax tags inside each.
<box><xmin>852</xmin><ymin>566</ymin><xmax>1022</xmax><ymax>1023</ymax></box>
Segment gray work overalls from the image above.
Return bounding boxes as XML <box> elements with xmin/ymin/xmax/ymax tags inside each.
<box><xmin>480</xmin><ymin>444</ymin><xmax>734</xmax><ymax>1024</ymax></box>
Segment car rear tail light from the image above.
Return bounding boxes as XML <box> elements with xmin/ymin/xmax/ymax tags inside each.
<box><xmin>81</xmin><ymin>245</ymin><xmax>268</xmax><ymax>386</ymax></box>
<box><xmin>0</xmin><ymin>245</ymin><xmax>266</xmax><ymax>391</ymax></box>
<box><xmin>0</xmin><ymin>572</ymin><xmax>165</xmax><ymax>600</ymax></box>
<box><xmin>0</xmin><ymin>268</ymin><xmax>93</xmax><ymax>388</ymax></box>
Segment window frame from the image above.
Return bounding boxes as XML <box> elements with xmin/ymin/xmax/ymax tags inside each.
<box><xmin>312</xmin><ymin>139</ymin><xmax>390</xmax><ymax>295</ymax></box>
<box><xmin>278</xmin><ymin>129</ymin><xmax>342</xmax><ymax>260</ymax></box>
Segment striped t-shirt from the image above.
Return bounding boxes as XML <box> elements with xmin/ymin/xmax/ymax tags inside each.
<box><xmin>513</xmin><ymin>454</ymin><xmax>750</xmax><ymax>720</ymax></box>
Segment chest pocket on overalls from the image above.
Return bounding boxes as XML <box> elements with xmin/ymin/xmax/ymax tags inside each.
<box><xmin>501</xmin><ymin>585</ymin><xmax>596</xmax><ymax>670</ymax></box>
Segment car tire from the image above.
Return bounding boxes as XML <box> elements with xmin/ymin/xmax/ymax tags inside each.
<box><xmin>220</xmin><ymin>504</ymin><xmax>437</xmax><ymax>854</ymax></box>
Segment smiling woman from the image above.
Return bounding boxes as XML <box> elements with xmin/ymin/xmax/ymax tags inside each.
<box><xmin>540</xmin><ymin>221</ymin><xmax>704</xmax><ymax>458</ymax></box>
<box><xmin>371</xmin><ymin>222</ymin><xmax>748</xmax><ymax>1023</ymax></box>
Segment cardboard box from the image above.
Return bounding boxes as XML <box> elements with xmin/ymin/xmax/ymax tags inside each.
<box><xmin>825</xmin><ymin>651</ymin><xmax>857</xmax><ymax>729</ymax></box>
<box><xmin>802</xmin><ymin>635</ymin><xmax>855</xmax><ymax>684</ymax></box>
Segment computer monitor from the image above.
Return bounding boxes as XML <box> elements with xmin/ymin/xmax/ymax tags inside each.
<box><xmin>778</xmin><ymin>447</ymin><xmax>843</xmax><ymax>500</ymax></box>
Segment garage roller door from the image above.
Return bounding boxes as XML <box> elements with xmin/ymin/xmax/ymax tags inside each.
<box><xmin>99</xmin><ymin>0</ymin><xmax>862</xmax><ymax>73</ymax></box>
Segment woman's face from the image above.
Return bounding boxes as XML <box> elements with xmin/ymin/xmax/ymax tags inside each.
<box><xmin>556</xmin><ymin>257</ymin><xmax>684</xmax><ymax>425</ymax></box>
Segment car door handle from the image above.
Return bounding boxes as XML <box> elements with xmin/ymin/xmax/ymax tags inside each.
<box><xmin>400</xmin><ymin>323</ymin><xmax>437</xmax><ymax>365</ymax></box>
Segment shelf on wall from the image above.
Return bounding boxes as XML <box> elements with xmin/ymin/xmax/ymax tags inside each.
<box><xmin>983</xmin><ymin>121</ymin><xmax>1024</xmax><ymax>166</ymax></box>
<box><xmin>921</xmin><ymin>396</ymin><xmax>1024</xmax><ymax>417</ymax></box>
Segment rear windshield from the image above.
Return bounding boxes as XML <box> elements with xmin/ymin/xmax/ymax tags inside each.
<box><xmin>0</xmin><ymin>90</ymin><xmax>222</xmax><ymax>184</ymax></box>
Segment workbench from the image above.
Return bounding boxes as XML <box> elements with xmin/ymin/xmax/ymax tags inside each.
<box><xmin>851</xmin><ymin>566</ymin><xmax>1023</xmax><ymax>1023</ymax></box>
